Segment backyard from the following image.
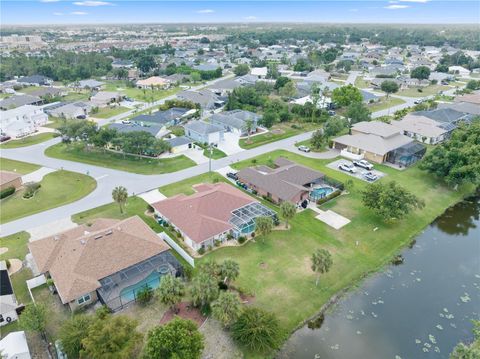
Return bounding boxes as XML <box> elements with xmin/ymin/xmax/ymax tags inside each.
<box><xmin>45</xmin><ymin>143</ymin><xmax>196</xmax><ymax>175</ymax></box>
<box><xmin>104</xmin><ymin>81</ymin><xmax>183</xmax><ymax>102</ymax></box>
<box><xmin>239</xmin><ymin>122</ymin><xmax>319</xmax><ymax>149</ymax></box>
<box><xmin>0</xmin><ymin>133</ymin><xmax>55</xmax><ymax>149</ymax></box>
<box><xmin>354</xmin><ymin>76</ymin><xmax>371</xmax><ymax>89</ymax></box>
<box><xmin>0</xmin><ymin>170</ymin><xmax>97</xmax><ymax>224</ymax></box>
<box><xmin>367</xmin><ymin>96</ymin><xmax>405</xmax><ymax>112</ymax></box>
<box><xmin>91</xmin><ymin>105</ymin><xmax>129</xmax><ymax>119</ymax></box>
<box><xmin>0</xmin><ymin>158</ymin><xmax>41</xmax><ymax>174</ymax></box>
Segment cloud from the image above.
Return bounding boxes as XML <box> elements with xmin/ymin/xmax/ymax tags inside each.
<box><xmin>73</xmin><ymin>1</ymin><xmax>113</xmax><ymax>6</ymax></box>
<box><xmin>40</xmin><ymin>0</ymin><xmax>60</xmax><ymax>3</ymax></box>
<box><xmin>197</xmin><ymin>9</ymin><xmax>214</xmax><ymax>14</ymax></box>
<box><xmin>384</xmin><ymin>4</ymin><xmax>410</xmax><ymax>9</ymax></box>
<box><xmin>53</xmin><ymin>12</ymin><xmax>64</xmax><ymax>15</ymax></box>
<box><xmin>71</xmin><ymin>11</ymin><xmax>88</xmax><ymax>15</ymax></box>
<box><xmin>244</xmin><ymin>16</ymin><xmax>257</xmax><ymax>20</ymax></box>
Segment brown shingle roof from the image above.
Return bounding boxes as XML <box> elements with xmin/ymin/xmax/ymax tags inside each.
<box><xmin>152</xmin><ymin>183</ymin><xmax>256</xmax><ymax>244</ymax></box>
<box><xmin>0</xmin><ymin>171</ymin><xmax>21</xmax><ymax>187</ymax></box>
<box><xmin>28</xmin><ymin>216</ymin><xmax>170</xmax><ymax>303</ymax></box>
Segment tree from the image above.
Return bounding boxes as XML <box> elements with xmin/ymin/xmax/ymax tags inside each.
<box><xmin>310</xmin><ymin>130</ymin><xmax>326</xmax><ymax>150</ymax></box>
<box><xmin>280</xmin><ymin>201</ymin><xmax>296</xmax><ymax>229</ymax></box>
<box><xmin>466</xmin><ymin>79</ymin><xmax>480</xmax><ymax>91</ymax></box>
<box><xmin>81</xmin><ymin>316</ymin><xmax>142</xmax><ymax>359</ymax></box>
<box><xmin>157</xmin><ymin>274</ymin><xmax>185</xmax><ymax>313</ymax></box>
<box><xmin>191</xmin><ymin>272</ymin><xmax>219</xmax><ymax>308</ymax></box>
<box><xmin>278</xmin><ymin>80</ymin><xmax>297</xmax><ymax>98</ymax></box>
<box><xmin>274</xmin><ymin>76</ymin><xmax>290</xmax><ymax>90</ymax></box>
<box><xmin>137</xmin><ymin>55</ymin><xmax>156</xmax><ymax>73</ymax></box>
<box><xmin>233</xmin><ymin>64</ymin><xmax>250</xmax><ymax>76</ymax></box>
<box><xmin>419</xmin><ymin>120</ymin><xmax>480</xmax><ymax>186</ymax></box>
<box><xmin>362</xmin><ymin>181</ymin><xmax>425</xmax><ymax>221</ymax></box>
<box><xmin>190</xmin><ymin>71</ymin><xmax>201</xmax><ymax>83</ymax></box>
<box><xmin>59</xmin><ymin>315</ymin><xmax>91</xmax><ymax>359</ymax></box>
<box><xmin>331</xmin><ymin>85</ymin><xmax>362</xmax><ymax>108</ymax></box>
<box><xmin>255</xmin><ymin>216</ymin><xmax>274</xmax><ymax>243</ymax></box>
<box><xmin>231</xmin><ymin>307</ymin><xmax>281</xmax><ymax>352</ymax></box>
<box><xmin>218</xmin><ymin>259</ymin><xmax>240</xmax><ymax>287</ymax></box>
<box><xmin>311</xmin><ymin>249</ymin><xmax>333</xmax><ymax>286</ymax></box>
<box><xmin>266</xmin><ymin>62</ymin><xmax>279</xmax><ymax>79</ymax></box>
<box><xmin>112</xmin><ymin>186</ymin><xmax>128</xmax><ymax>214</ymax></box>
<box><xmin>244</xmin><ymin>118</ymin><xmax>254</xmax><ymax>142</ymax></box>
<box><xmin>260</xmin><ymin>110</ymin><xmax>277</xmax><ymax>128</ymax></box>
<box><xmin>19</xmin><ymin>304</ymin><xmax>47</xmax><ymax>340</ymax></box>
<box><xmin>293</xmin><ymin>58</ymin><xmax>311</xmax><ymax>72</ymax></box>
<box><xmin>380</xmin><ymin>80</ymin><xmax>399</xmax><ymax>98</ymax></box>
<box><xmin>143</xmin><ymin>318</ymin><xmax>204</xmax><ymax>359</ymax></box>
<box><xmin>323</xmin><ymin>117</ymin><xmax>347</xmax><ymax>138</ymax></box>
<box><xmin>212</xmin><ymin>291</ymin><xmax>243</xmax><ymax>327</ymax></box>
<box><xmin>345</xmin><ymin>102</ymin><xmax>371</xmax><ymax>125</ymax></box>
<box><xmin>411</xmin><ymin>66</ymin><xmax>431</xmax><ymax>80</ymax></box>
<box><xmin>450</xmin><ymin>320</ymin><xmax>480</xmax><ymax>359</ymax></box>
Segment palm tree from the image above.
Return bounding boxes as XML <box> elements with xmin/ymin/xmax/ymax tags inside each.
<box><xmin>311</xmin><ymin>249</ymin><xmax>333</xmax><ymax>286</ymax></box>
<box><xmin>191</xmin><ymin>272</ymin><xmax>219</xmax><ymax>309</ymax></box>
<box><xmin>219</xmin><ymin>259</ymin><xmax>239</xmax><ymax>287</ymax></box>
<box><xmin>255</xmin><ymin>216</ymin><xmax>274</xmax><ymax>243</ymax></box>
<box><xmin>280</xmin><ymin>201</ymin><xmax>296</xmax><ymax>229</ymax></box>
<box><xmin>212</xmin><ymin>291</ymin><xmax>243</xmax><ymax>327</ymax></box>
<box><xmin>112</xmin><ymin>186</ymin><xmax>128</xmax><ymax>214</ymax></box>
<box><xmin>157</xmin><ymin>274</ymin><xmax>185</xmax><ymax>313</ymax></box>
<box><xmin>244</xmin><ymin>119</ymin><xmax>254</xmax><ymax>143</ymax></box>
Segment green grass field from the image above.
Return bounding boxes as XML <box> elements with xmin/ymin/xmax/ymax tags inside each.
<box><xmin>397</xmin><ymin>84</ymin><xmax>450</xmax><ymax>97</ymax></box>
<box><xmin>0</xmin><ymin>170</ymin><xmax>97</xmax><ymax>224</ymax></box>
<box><xmin>367</xmin><ymin>96</ymin><xmax>405</xmax><ymax>112</ymax></box>
<box><xmin>202</xmin><ymin>146</ymin><xmax>227</xmax><ymax>159</ymax></box>
<box><xmin>0</xmin><ymin>133</ymin><xmax>55</xmax><ymax>149</ymax></box>
<box><xmin>197</xmin><ymin>150</ymin><xmax>474</xmax><ymax>357</ymax></box>
<box><xmin>354</xmin><ymin>76</ymin><xmax>371</xmax><ymax>89</ymax></box>
<box><xmin>104</xmin><ymin>81</ymin><xmax>182</xmax><ymax>102</ymax></box>
<box><xmin>0</xmin><ymin>158</ymin><xmax>41</xmax><ymax>174</ymax></box>
<box><xmin>240</xmin><ymin>122</ymin><xmax>318</xmax><ymax>149</ymax></box>
<box><xmin>91</xmin><ymin>106</ymin><xmax>129</xmax><ymax>119</ymax></box>
<box><xmin>159</xmin><ymin>172</ymin><xmax>228</xmax><ymax>197</ymax></box>
<box><xmin>0</xmin><ymin>231</ymin><xmax>30</xmax><ymax>262</ymax></box>
<box><xmin>45</xmin><ymin>143</ymin><xmax>196</xmax><ymax>175</ymax></box>
<box><xmin>62</xmin><ymin>91</ymin><xmax>91</xmax><ymax>102</ymax></box>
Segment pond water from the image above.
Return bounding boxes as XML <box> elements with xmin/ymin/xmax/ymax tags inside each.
<box><xmin>279</xmin><ymin>195</ymin><xmax>480</xmax><ymax>359</ymax></box>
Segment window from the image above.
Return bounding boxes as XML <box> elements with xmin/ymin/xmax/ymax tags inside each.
<box><xmin>77</xmin><ymin>294</ymin><xmax>91</xmax><ymax>305</ymax></box>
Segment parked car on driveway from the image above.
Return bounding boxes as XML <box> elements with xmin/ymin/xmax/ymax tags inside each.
<box><xmin>298</xmin><ymin>145</ymin><xmax>310</xmax><ymax>153</ymax></box>
<box><xmin>363</xmin><ymin>172</ymin><xmax>379</xmax><ymax>182</ymax></box>
<box><xmin>338</xmin><ymin>162</ymin><xmax>356</xmax><ymax>173</ymax></box>
<box><xmin>226</xmin><ymin>172</ymin><xmax>238</xmax><ymax>180</ymax></box>
<box><xmin>353</xmin><ymin>159</ymin><xmax>374</xmax><ymax>170</ymax></box>
<box><xmin>121</xmin><ymin>119</ymin><xmax>132</xmax><ymax>124</ymax></box>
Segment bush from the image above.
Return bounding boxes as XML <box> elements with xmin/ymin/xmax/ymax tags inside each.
<box><xmin>214</xmin><ymin>239</ymin><xmax>221</xmax><ymax>247</ymax></box>
<box><xmin>46</xmin><ymin>278</ymin><xmax>54</xmax><ymax>287</ymax></box>
<box><xmin>23</xmin><ymin>182</ymin><xmax>41</xmax><ymax>199</ymax></box>
<box><xmin>198</xmin><ymin>247</ymin><xmax>206</xmax><ymax>255</ymax></box>
<box><xmin>316</xmin><ymin>190</ymin><xmax>341</xmax><ymax>205</ymax></box>
<box><xmin>95</xmin><ymin>305</ymin><xmax>111</xmax><ymax>319</ymax></box>
<box><xmin>238</xmin><ymin>236</ymin><xmax>247</xmax><ymax>244</ymax></box>
<box><xmin>251</xmin><ymin>232</ymin><xmax>256</xmax><ymax>238</ymax></box>
<box><xmin>0</xmin><ymin>186</ymin><xmax>15</xmax><ymax>199</ymax></box>
<box><xmin>136</xmin><ymin>285</ymin><xmax>154</xmax><ymax>305</ymax></box>
<box><xmin>146</xmin><ymin>204</ymin><xmax>154</xmax><ymax>213</ymax></box>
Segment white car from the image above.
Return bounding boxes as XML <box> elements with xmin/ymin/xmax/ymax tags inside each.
<box><xmin>298</xmin><ymin>145</ymin><xmax>311</xmax><ymax>153</ymax></box>
<box><xmin>338</xmin><ymin>162</ymin><xmax>356</xmax><ymax>173</ymax></box>
<box><xmin>353</xmin><ymin>159</ymin><xmax>374</xmax><ymax>170</ymax></box>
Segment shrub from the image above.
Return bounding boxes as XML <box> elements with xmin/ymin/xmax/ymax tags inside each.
<box><xmin>182</xmin><ymin>265</ymin><xmax>193</xmax><ymax>281</ymax></box>
<box><xmin>198</xmin><ymin>247</ymin><xmax>206</xmax><ymax>255</ymax></box>
<box><xmin>226</xmin><ymin>233</ymin><xmax>233</xmax><ymax>240</ymax></box>
<box><xmin>251</xmin><ymin>232</ymin><xmax>256</xmax><ymax>238</ymax></box>
<box><xmin>238</xmin><ymin>236</ymin><xmax>247</xmax><ymax>244</ymax></box>
<box><xmin>146</xmin><ymin>204</ymin><xmax>154</xmax><ymax>213</ymax></box>
<box><xmin>95</xmin><ymin>305</ymin><xmax>111</xmax><ymax>319</ymax></box>
<box><xmin>214</xmin><ymin>239</ymin><xmax>221</xmax><ymax>247</ymax></box>
<box><xmin>316</xmin><ymin>190</ymin><xmax>341</xmax><ymax>205</ymax></box>
<box><xmin>0</xmin><ymin>186</ymin><xmax>15</xmax><ymax>199</ymax></box>
<box><xmin>46</xmin><ymin>278</ymin><xmax>54</xmax><ymax>287</ymax></box>
<box><xmin>136</xmin><ymin>285</ymin><xmax>154</xmax><ymax>305</ymax></box>
<box><xmin>23</xmin><ymin>182</ymin><xmax>41</xmax><ymax>199</ymax></box>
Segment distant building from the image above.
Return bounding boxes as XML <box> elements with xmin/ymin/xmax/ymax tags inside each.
<box><xmin>17</xmin><ymin>75</ymin><xmax>51</xmax><ymax>86</ymax></box>
<box><xmin>0</xmin><ymin>95</ymin><xmax>42</xmax><ymax>110</ymax></box>
<box><xmin>0</xmin><ymin>105</ymin><xmax>48</xmax><ymax>138</ymax></box>
<box><xmin>90</xmin><ymin>91</ymin><xmax>123</xmax><ymax>107</ymax></box>
<box><xmin>209</xmin><ymin>109</ymin><xmax>260</xmax><ymax>136</ymax></box>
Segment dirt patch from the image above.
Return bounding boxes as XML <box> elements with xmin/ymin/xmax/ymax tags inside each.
<box><xmin>259</xmin><ymin>262</ymin><xmax>268</xmax><ymax>269</ymax></box>
<box><xmin>239</xmin><ymin>292</ymin><xmax>255</xmax><ymax>304</ymax></box>
<box><xmin>159</xmin><ymin>302</ymin><xmax>207</xmax><ymax>327</ymax></box>
<box><xmin>200</xmin><ymin>318</ymin><xmax>243</xmax><ymax>359</ymax></box>
<box><xmin>0</xmin><ymin>247</ymin><xmax>8</xmax><ymax>255</ymax></box>
<box><xmin>8</xmin><ymin>259</ymin><xmax>23</xmax><ymax>275</ymax></box>
<box><xmin>121</xmin><ymin>301</ymin><xmax>168</xmax><ymax>334</ymax></box>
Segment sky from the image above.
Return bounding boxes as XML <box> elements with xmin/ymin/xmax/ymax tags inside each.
<box><xmin>1</xmin><ymin>1</ymin><xmax>479</xmax><ymax>25</ymax></box>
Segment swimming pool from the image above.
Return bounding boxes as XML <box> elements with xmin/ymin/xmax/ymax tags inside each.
<box><xmin>310</xmin><ymin>187</ymin><xmax>334</xmax><ymax>201</ymax></box>
<box><xmin>120</xmin><ymin>267</ymin><xmax>169</xmax><ymax>302</ymax></box>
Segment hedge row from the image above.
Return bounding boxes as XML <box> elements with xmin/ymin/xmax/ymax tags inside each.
<box><xmin>0</xmin><ymin>186</ymin><xmax>15</xmax><ymax>199</ymax></box>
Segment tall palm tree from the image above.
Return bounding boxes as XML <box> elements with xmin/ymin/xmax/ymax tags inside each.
<box><xmin>191</xmin><ymin>272</ymin><xmax>219</xmax><ymax>309</ymax></box>
<box><xmin>219</xmin><ymin>259</ymin><xmax>240</xmax><ymax>287</ymax></box>
<box><xmin>112</xmin><ymin>186</ymin><xmax>128</xmax><ymax>214</ymax></box>
<box><xmin>255</xmin><ymin>216</ymin><xmax>274</xmax><ymax>243</ymax></box>
<box><xmin>212</xmin><ymin>291</ymin><xmax>243</xmax><ymax>327</ymax></box>
<box><xmin>157</xmin><ymin>274</ymin><xmax>185</xmax><ymax>313</ymax></box>
<box><xmin>311</xmin><ymin>249</ymin><xmax>333</xmax><ymax>286</ymax></box>
<box><xmin>244</xmin><ymin>119</ymin><xmax>254</xmax><ymax>142</ymax></box>
<box><xmin>280</xmin><ymin>201</ymin><xmax>296</xmax><ymax>229</ymax></box>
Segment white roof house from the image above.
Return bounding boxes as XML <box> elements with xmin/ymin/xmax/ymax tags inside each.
<box><xmin>250</xmin><ymin>67</ymin><xmax>268</xmax><ymax>78</ymax></box>
<box><xmin>0</xmin><ymin>105</ymin><xmax>48</xmax><ymax>138</ymax></box>
<box><xmin>0</xmin><ymin>331</ymin><xmax>31</xmax><ymax>359</ymax></box>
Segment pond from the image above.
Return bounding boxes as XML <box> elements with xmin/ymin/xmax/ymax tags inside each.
<box><xmin>279</xmin><ymin>195</ymin><xmax>480</xmax><ymax>359</ymax></box>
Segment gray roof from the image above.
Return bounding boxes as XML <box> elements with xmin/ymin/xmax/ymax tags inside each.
<box><xmin>17</xmin><ymin>75</ymin><xmax>50</xmax><ymax>85</ymax></box>
<box><xmin>27</xmin><ymin>87</ymin><xmax>63</xmax><ymax>98</ymax></box>
<box><xmin>210</xmin><ymin>110</ymin><xmax>260</xmax><ymax>130</ymax></box>
<box><xmin>78</xmin><ymin>79</ymin><xmax>104</xmax><ymax>88</ymax></box>
<box><xmin>237</xmin><ymin>158</ymin><xmax>324</xmax><ymax>203</ymax></box>
<box><xmin>184</xmin><ymin>121</ymin><xmax>223</xmax><ymax>135</ymax></box>
<box><xmin>131</xmin><ymin>107</ymin><xmax>189</xmax><ymax>126</ymax></box>
<box><xmin>178</xmin><ymin>90</ymin><xmax>222</xmax><ymax>109</ymax></box>
<box><xmin>334</xmin><ymin>132</ymin><xmax>413</xmax><ymax>156</ymax></box>
<box><xmin>352</xmin><ymin>121</ymin><xmax>402</xmax><ymax>138</ymax></box>
<box><xmin>437</xmin><ymin>102</ymin><xmax>480</xmax><ymax>116</ymax></box>
<box><xmin>108</xmin><ymin>123</ymin><xmax>162</xmax><ymax>137</ymax></box>
<box><xmin>165</xmin><ymin>136</ymin><xmax>193</xmax><ymax>147</ymax></box>
<box><xmin>0</xmin><ymin>95</ymin><xmax>41</xmax><ymax>109</ymax></box>
<box><xmin>360</xmin><ymin>90</ymin><xmax>379</xmax><ymax>102</ymax></box>
<box><xmin>413</xmin><ymin>108</ymin><xmax>472</xmax><ymax>124</ymax></box>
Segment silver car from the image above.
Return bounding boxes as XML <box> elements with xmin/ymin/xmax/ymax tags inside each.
<box><xmin>338</xmin><ymin>162</ymin><xmax>356</xmax><ymax>173</ymax></box>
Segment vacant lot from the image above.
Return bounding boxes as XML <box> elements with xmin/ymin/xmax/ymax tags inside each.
<box><xmin>0</xmin><ymin>158</ymin><xmax>41</xmax><ymax>174</ymax></box>
<box><xmin>91</xmin><ymin>106</ymin><xmax>129</xmax><ymax>119</ymax></box>
<box><xmin>104</xmin><ymin>81</ymin><xmax>182</xmax><ymax>102</ymax></box>
<box><xmin>397</xmin><ymin>84</ymin><xmax>450</xmax><ymax>97</ymax></box>
<box><xmin>45</xmin><ymin>143</ymin><xmax>196</xmax><ymax>175</ymax></box>
<box><xmin>0</xmin><ymin>170</ymin><xmax>96</xmax><ymax>224</ymax></box>
<box><xmin>0</xmin><ymin>133</ymin><xmax>55</xmax><ymax>149</ymax></box>
<box><xmin>367</xmin><ymin>96</ymin><xmax>405</xmax><ymax>112</ymax></box>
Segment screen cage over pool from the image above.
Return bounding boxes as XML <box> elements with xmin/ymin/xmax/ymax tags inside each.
<box><xmin>97</xmin><ymin>251</ymin><xmax>182</xmax><ymax>311</ymax></box>
<box><xmin>229</xmin><ymin>202</ymin><xmax>277</xmax><ymax>235</ymax></box>
<box><xmin>386</xmin><ymin>142</ymin><xmax>426</xmax><ymax>167</ymax></box>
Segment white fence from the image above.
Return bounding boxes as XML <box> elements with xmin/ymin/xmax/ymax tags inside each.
<box><xmin>158</xmin><ymin>232</ymin><xmax>195</xmax><ymax>268</ymax></box>
<box><xmin>340</xmin><ymin>149</ymin><xmax>364</xmax><ymax>161</ymax></box>
<box><xmin>26</xmin><ymin>275</ymin><xmax>46</xmax><ymax>303</ymax></box>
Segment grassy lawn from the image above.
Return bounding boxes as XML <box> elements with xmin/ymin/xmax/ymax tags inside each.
<box><xmin>0</xmin><ymin>133</ymin><xmax>55</xmax><ymax>149</ymax></box>
<box><xmin>199</xmin><ymin>150</ymin><xmax>474</xmax><ymax>357</ymax></box>
<box><xmin>294</xmin><ymin>139</ymin><xmax>327</xmax><ymax>153</ymax></box>
<box><xmin>0</xmin><ymin>170</ymin><xmax>97</xmax><ymax>224</ymax></box>
<box><xmin>62</xmin><ymin>91</ymin><xmax>91</xmax><ymax>102</ymax></box>
<box><xmin>104</xmin><ymin>81</ymin><xmax>182</xmax><ymax>102</ymax></box>
<box><xmin>45</xmin><ymin>143</ymin><xmax>196</xmax><ymax>175</ymax></box>
<box><xmin>45</xmin><ymin>116</ymin><xmax>66</xmax><ymax>129</ymax></box>
<box><xmin>0</xmin><ymin>231</ymin><xmax>30</xmax><ymax>262</ymax></box>
<box><xmin>367</xmin><ymin>96</ymin><xmax>405</xmax><ymax>112</ymax></box>
<box><xmin>0</xmin><ymin>158</ymin><xmax>40</xmax><ymax>174</ymax></box>
<box><xmin>159</xmin><ymin>172</ymin><xmax>228</xmax><ymax>197</ymax></box>
<box><xmin>239</xmin><ymin>122</ymin><xmax>318</xmax><ymax>149</ymax></box>
<box><xmin>398</xmin><ymin>84</ymin><xmax>450</xmax><ymax>97</ymax></box>
<box><xmin>354</xmin><ymin>76</ymin><xmax>370</xmax><ymax>89</ymax></box>
<box><xmin>91</xmin><ymin>106</ymin><xmax>129</xmax><ymax>119</ymax></box>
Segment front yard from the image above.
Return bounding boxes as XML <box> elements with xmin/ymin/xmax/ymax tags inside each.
<box><xmin>0</xmin><ymin>170</ymin><xmax>97</xmax><ymax>224</ymax></box>
<box><xmin>91</xmin><ymin>106</ymin><xmax>129</xmax><ymax>119</ymax></box>
<box><xmin>397</xmin><ymin>84</ymin><xmax>450</xmax><ymax>97</ymax></box>
<box><xmin>45</xmin><ymin>143</ymin><xmax>196</xmax><ymax>175</ymax></box>
<box><xmin>367</xmin><ymin>96</ymin><xmax>405</xmax><ymax>112</ymax></box>
<box><xmin>0</xmin><ymin>133</ymin><xmax>56</xmax><ymax>149</ymax></box>
<box><xmin>0</xmin><ymin>158</ymin><xmax>40</xmax><ymax>174</ymax></box>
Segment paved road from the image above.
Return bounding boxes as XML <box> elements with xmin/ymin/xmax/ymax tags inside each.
<box><xmin>345</xmin><ymin>71</ymin><xmax>361</xmax><ymax>85</ymax></box>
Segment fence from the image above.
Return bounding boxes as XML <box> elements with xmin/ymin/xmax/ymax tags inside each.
<box><xmin>26</xmin><ymin>275</ymin><xmax>46</xmax><ymax>303</ymax></box>
<box><xmin>159</xmin><ymin>232</ymin><xmax>195</xmax><ymax>268</ymax></box>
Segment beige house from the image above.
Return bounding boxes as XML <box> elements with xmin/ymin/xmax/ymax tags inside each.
<box><xmin>0</xmin><ymin>171</ymin><xmax>22</xmax><ymax>191</ymax></box>
<box><xmin>136</xmin><ymin>76</ymin><xmax>171</xmax><ymax>89</ymax></box>
<box><xmin>90</xmin><ymin>91</ymin><xmax>123</xmax><ymax>108</ymax></box>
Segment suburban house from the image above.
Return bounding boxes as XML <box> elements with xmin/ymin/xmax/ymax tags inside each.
<box><xmin>165</xmin><ymin>135</ymin><xmax>194</xmax><ymax>153</ymax></box>
<box><xmin>136</xmin><ymin>76</ymin><xmax>171</xmax><ymax>89</ymax></box>
<box><xmin>209</xmin><ymin>109</ymin><xmax>260</xmax><ymax>136</ymax></box>
<box><xmin>0</xmin><ymin>331</ymin><xmax>31</xmax><ymax>359</ymax></box>
<box><xmin>45</xmin><ymin>101</ymin><xmax>92</xmax><ymax>120</ymax></box>
<box><xmin>90</xmin><ymin>91</ymin><xmax>124</xmax><ymax>107</ymax></box>
<box><xmin>152</xmin><ymin>182</ymin><xmax>277</xmax><ymax>251</ymax></box>
<box><xmin>438</xmin><ymin>92</ymin><xmax>480</xmax><ymax>116</ymax></box>
<box><xmin>25</xmin><ymin>87</ymin><xmax>66</xmax><ymax>98</ymax></box>
<box><xmin>108</xmin><ymin>122</ymin><xmax>166</xmax><ymax>138</ymax></box>
<box><xmin>448</xmin><ymin>66</ymin><xmax>470</xmax><ymax>77</ymax></box>
<box><xmin>178</xmin><ymin>89</ymin><xmax>225</xmax><ymax>110</ymax></box>
<box><xmin>0</xmin><ymin>95</ymin><xmax>42</xmax><ymax>110</ymax></box>
<box><xmin>28</xmin><ymin>216</ymin><xmax>182</xmax><ymax>311</ymax></box>
<box><xmin>332</xmin><ymin>121</ymin><xmax>426</xmax><ymax>166</ymax></box>
<box><xmin>250</xmin><ymin>67</ymin><xmax>268</xmax><ymax>78</ymax></box>
<box><xmin>184</xmin><ymin>120</ymin><xmax>224</xmax><ymax>144</ymax></box>
<box><xmin>112</xmin><ymin>59</ymin><xmax>134</xmax><ymax>68</ymax></box>
<box><xmin>237</xmin><ymin>158</ymin><xmax>327</xmax><ymax>205</ymax></box>
<box><xmin>0</xmin><ymin>171</ymin><xmax>22</xmax><ymax>191</ymax></box>
<box><xmin>0</xmin><ymin>261</ymin><xmax>20</xmax><ymax>327</ymax></box>
<box><xmin>0</xmin><ymin>105</ymin><xmax>48</xmax><ymax>138</ymax></box>
<box><xmin>77</xmin><ymin>79</ymin><xmax>104</xmax><ymax>90</ymax></box>
<box><xmin>130</xmin><ymin>107</ymin><xmax>193</xmax><ymax>128</ymax></box>
<box><xmin>17</xmin><ymin>75</ymin><xmax>52</xmax><ymax>86</ymax></box>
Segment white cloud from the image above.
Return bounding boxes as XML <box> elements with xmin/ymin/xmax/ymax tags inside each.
<box><xmin>384</xmin><ymin>4</ymin><xmax>410</xmax><ymax>9</ymax></box>
<box><xmin>40</xmin><ymin>0</ymin><xmax>60</xmax><ymax>3</ymax></box>
<box><xmin>197</xmin><ymin>9</ymin><xmax>214</xmax><ymax>14</ymax></box>
<box><xmin>53</xmin><ymin>12</ymin><xmax>64</xmax><ymax>15</ymax></box>
<box><xmin>73</xmin><ymin>1</ymin><xmax>113</xmax><ymax>6</ymax></box>
<box><xmin>244</xmin><ymin>16</ymin><xmax>257</xmax><ymax>20</ymax></box>
<box><xmin>71</xmin><ymin>11</ymin><xmax>88</xmax><ymax>15</ymax></box>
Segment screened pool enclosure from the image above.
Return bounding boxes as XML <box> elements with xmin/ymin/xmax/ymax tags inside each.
<box><xmin>229</xmin><ymin>202</ymin><xmax>278</xmax><ymax>236</ymax></box>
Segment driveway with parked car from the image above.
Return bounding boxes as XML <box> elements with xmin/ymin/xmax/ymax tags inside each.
<box><xmin>327</xmin><ymin>159</ymin><xmax>386</xmax><ymax>183</ymax></box>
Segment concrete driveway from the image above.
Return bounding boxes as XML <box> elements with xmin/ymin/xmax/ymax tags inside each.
<box><xmin>218</xmin><ymin>132</ymin><xmax>244</xmax><ymax>155</ymax></box>
<box><xmin>327</xmin><ymin>159</ymin><xmax>386</xmax><ymax>183</ymax></box>
<box><xmin>21</xmin><ymin>167</ymin><xmax>56</xmax><ymax>183</ymax></box>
